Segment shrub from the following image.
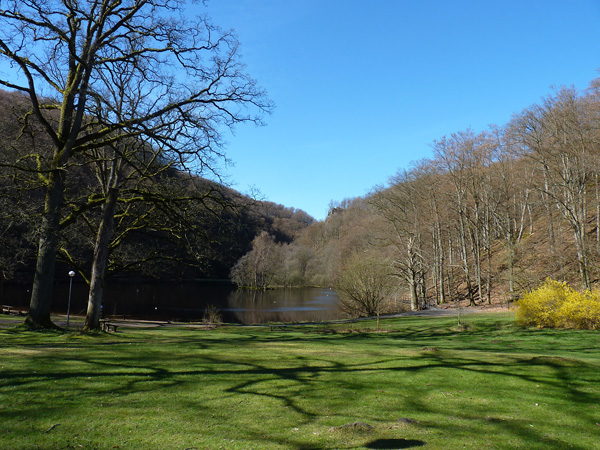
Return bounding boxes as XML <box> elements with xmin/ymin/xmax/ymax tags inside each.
<box><xmin>559</xmin><ymin>291</ymin><xmax>600</xmax><ymax>330</ymax></box>
<box><xmin>516</xmin><ymin>278</ymin><xmax>600</xmax><ymax>329</ymax></box>
<box><xmin>335</xmin><ymin>254</ymin><xmax>395</xmax><ymax>318</ymax></box>
<box><xmin>202</xmin><ymin>304</ymin><xmax>222</xmax><ymax>325</ymax></box>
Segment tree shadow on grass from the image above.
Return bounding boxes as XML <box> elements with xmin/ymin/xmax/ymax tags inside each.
<box><xmin>3</xmin><ymin>323</ymin><xmax>600</xmax><ymax>450</ymax></box>
<box><xmin>365</xmin><ymin>438</ymin><xmax>426</xmax><ymax>449</ymax></box>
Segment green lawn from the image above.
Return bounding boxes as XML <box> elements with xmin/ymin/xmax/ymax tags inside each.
<box><xmin>1</xmin><ymin>312</ymin><xmax>599</xmax><ymax>449</ymax></box>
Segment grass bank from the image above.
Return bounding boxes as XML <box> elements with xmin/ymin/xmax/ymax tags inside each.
<box><xmin>1</xmin><ymin>312</ymin><xmax>599</xmax><ymax>449</ymax></box>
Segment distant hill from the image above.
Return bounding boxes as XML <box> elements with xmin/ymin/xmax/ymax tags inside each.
<box><xmin>0</xmin><ymin>89</ymin><xmax>314</xmax><ymax>292</ymax></box>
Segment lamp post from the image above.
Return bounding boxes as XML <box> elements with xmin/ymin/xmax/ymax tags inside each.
<box><xmin>67</xmin><ymin>270</ymin><xmax>75</xmax><ymax>327</ymax></box>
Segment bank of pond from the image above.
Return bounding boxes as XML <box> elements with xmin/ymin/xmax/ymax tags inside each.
<box><xmin>3</xmin><ymin>281</ymin><xmax>341</xmax><ymax>324</ymax></box>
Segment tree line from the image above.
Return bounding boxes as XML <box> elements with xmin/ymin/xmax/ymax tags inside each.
<box><xmin>232</xmin><ymin>77</ymin><xmax>600</xmax><ymax>316</ymax></box>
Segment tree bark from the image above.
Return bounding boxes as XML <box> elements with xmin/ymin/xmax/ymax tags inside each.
<box><xmin>458</xmin><ymin>212</ymin><xmax>476</xmax><ymax>306</ymax></box>
<box><xmin>84</xmin><ymin>187</ymin><xmax>119</xmax><ymax>331</ymax></box>
<box><xmin>25</xmin><ymin>169</ymin><xmax>66</xmax><ymax>328</ymax></box>
<box><xmin>408</xmin><ymin>269</ymin><xmax>419</xmax><ymax>311</ymax></box>
<box><xmin>0</xmin><ymin>271</ymin><xmax>4</xmax><ymax>305</ymax></box>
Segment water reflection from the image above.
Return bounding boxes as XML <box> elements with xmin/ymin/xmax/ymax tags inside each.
<box><xmin>223</xmin><ymin>288</ymin><xmax>340</xmax><ymax>323</ymax></box>
<box><xmin>3</xmin><ymin>281</ymin><xmax>341</xmax><ymax>324</ymax></box>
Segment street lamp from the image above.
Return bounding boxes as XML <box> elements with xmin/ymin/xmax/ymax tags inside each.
<box><xmin>67</xmin><ymin>270</ymin><xmax>75</xmax><ymax>327</ymax></box>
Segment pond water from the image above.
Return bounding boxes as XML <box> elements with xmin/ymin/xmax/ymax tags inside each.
<box><xmin>3</xmin><ymin>281</ymin><xmax>342</xmax><ymax>324</ymax></box>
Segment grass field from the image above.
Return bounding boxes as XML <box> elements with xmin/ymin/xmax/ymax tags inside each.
<box><xmin>1</xmin><ymin>312</ymin><xmax>599</xmax><ymax>449</ymax></box>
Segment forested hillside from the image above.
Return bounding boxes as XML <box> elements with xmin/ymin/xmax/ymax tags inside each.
<box><xmin>0</xmin><ymin>90</ymin><xmax>313</xmax><ymax>290</ymax></box>
<box><xmin>4</xmin><ymin>77</ymin><xmax>600</xmax><ymax>316</ymax></box>
<box><xmin>232</xmin><ymin>78</ymin><xmax>600</xmax><ymax>312</ymax></box>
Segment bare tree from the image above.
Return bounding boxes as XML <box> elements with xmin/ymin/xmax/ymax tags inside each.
<box><xmin>0</xmin><ymin>0</ymin><xmax>271</xmax><ymax>328</ymax></box>
<box><xmin>336</xmin><ymin>253</ymin><xmax>395</xmax><ymax>319</ymax></box>
<box><xmin>488</xmin><ymin>125</ymin><xmax>537</xmax><ymax>300</ymax></box>
<box><xmin>370</xmin><ymin>169</ymin><xmax>429</xmax><ymax>311</ymax></box>
<box><xmin>513</xmin><ymin>87</ymin><xmax>596</xmax><ymax>289</ymax></box>
<box><xmin>433</xmin><ymin>131</ymin><xmax>487</xmax><ymax>306</ymax></box>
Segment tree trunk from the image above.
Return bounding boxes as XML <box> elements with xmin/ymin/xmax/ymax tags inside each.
<box><xmin>470</xmin><ymin>224</ymin><xmax>483</xmax><ymax>303</ymax></box>
<box><xmin>458</xmin><ymin>213</ymin><xmax>476</xmax><ymax>306</ymax></box>
<box><xmin>447</xmin><ymin>228</ymin><xmax>456</xmax><ymax>300</ymax></box>
<box><xmin>506</xmin><ymin>225</ymin><xmax>516</xmax><ymax>301</ymax></box>
<box><xmin>419</xmin><ymin>270</ymin><xmax>427</xmax><ymax>309</ymax></box>
<box><xmin>486</xmin><ymin>241</ymin><xmax>492</xmax><ymax>305</ymax></box>
<box><xmin>405</xmin><ymin>238</ymin><xmax>420</xmax><ymax>311</ymax></box>
<box><xmin>84</xmin><ymin>188</ymin><xmax>119</xmax><ymax>331</ymax></box>
<box><xmin>596</xmin><ymin>173</ymin><xmax>600</xmax><ymax>250</ymax></box>
<box><xmin>573</xmin><ymin>224</ymin><xmax>590</xmax><ymax>290</ymax></box>
<box><xmin>25</xmin><ymin>170</ymin><xmax>66</xmax><ymax>329</ymax></box>
<box><xmin>433</xmin><ymin>221</ymin><xmax>446</xmax><ymax>304</ymax></box>
<box><xmin>0</xmin><ymin>270</ymin><xmax>4</xmax><ymax>304</ymax></box>
<box><xmin>484</xmin><ymin>205</ymin><xmax>492</xmax><ymax>305</ymax></box>
<box><xmin>408</xmin><ymin>270</ymin><xmax>419</xmax><ymax>311</ymax></box>
<box><xmin>542</xmin><ymin>177</ymin><xmax>556</xmax><ymax>254</ymax></box>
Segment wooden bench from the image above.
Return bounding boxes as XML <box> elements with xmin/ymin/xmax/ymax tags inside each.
<box><xmin>100</xmin><ymin>319</ymin><xmax>118</xmax><ymax>332</ymax></box>
<box><xmin>1</xmin><ymin>305</ymin><xmax>22</xmax><ymax>315</ymax></box>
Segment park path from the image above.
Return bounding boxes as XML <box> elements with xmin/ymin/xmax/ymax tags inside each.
<box><xmin>0</xmin><ymin>304</ymin><xmax>509</xmax><ymax>330</ymax></box>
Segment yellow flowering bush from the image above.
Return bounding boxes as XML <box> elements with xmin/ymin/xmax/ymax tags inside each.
<box><xmin>516</xmin><ymin>278</ymin><xmax>600</xmax><ymax>330</ymax></box>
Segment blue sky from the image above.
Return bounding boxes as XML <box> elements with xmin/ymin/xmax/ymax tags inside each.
<box><xmin>1</xmin><ymin>1</ymin><xmax>597</xmax><ymax>221</ymax></box>
<box><xmin>201</xmin><ymin>0</ymin><xmax>600</xmax><ymax>220</ymax></box>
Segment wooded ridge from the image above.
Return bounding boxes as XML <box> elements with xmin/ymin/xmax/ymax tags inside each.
<box><xmin>231</xmin><ymin>78</ymin><xmax>600</xmax><ymax>313</ymax></box>
<box><xmin>3</xmin><ymin>79</ymin><xmax>600</xmax><ymax>319</ymax></box>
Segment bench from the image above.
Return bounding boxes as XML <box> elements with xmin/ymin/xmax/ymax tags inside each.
<box><xmin>2</xmin><ymin>305</ymin><xmax>22</xmax><ymax>315</ymax></box>
<box><xmin>100</xmin><ymin>319</ymin><xmax>118</xmax><ymax>332</ymax></box>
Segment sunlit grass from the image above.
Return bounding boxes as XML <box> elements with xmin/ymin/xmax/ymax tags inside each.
<box><xmin>1</xmin><ymin>312</ymin><xmax>599</xmax><ymax>449</ymax></box>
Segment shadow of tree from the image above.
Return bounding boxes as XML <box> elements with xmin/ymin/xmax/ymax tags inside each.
<box><xmin>365</xmin><ymin>438</ymin><xmax>426</xmax><ymax>449</ymax></box>
<box><xmin>2</xmin><ymin>321</ymin><xmax>600</xmax><ymax>449</ymax></box>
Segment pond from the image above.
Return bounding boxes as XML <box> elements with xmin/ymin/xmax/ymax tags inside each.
<box><xmin>3</xmin><ymin>281</ymin><xmax>342</xmax><ymax>324</ymax></box>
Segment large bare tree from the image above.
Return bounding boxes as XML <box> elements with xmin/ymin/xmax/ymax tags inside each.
<box><xmin>0</xmin><ymin>0</ymin><xmax>271</xmax><ymax>328</ymax></box>
<box><xmin>370</xmin><ymin>168</ymin><xmax>429</xmax><ymax>311</ymax></box>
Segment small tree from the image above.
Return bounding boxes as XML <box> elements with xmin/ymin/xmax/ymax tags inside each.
<box><xmin>335</xmin><ymin>254</ymin><xmax>395</xmax><ymax>319</ymax></box>
<box><xmin>230</xmin><ymin>231</ymin><xmax>281</xmax><ymax>289</ymax></box>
